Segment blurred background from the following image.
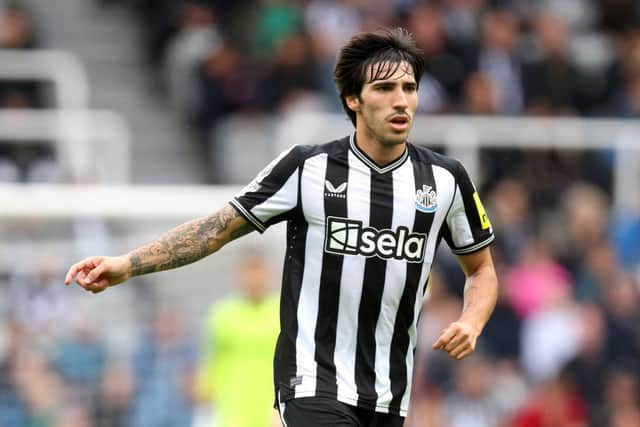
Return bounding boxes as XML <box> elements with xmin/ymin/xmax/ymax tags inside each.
<box><xmin>0</xmin><ymin>0</ymin><xmax>639</xmax><ymax>426</ymax></box>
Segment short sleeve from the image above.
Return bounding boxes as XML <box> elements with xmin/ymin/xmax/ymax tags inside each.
<box><xmin>230</xmin><ymin>145</ymin><xmax>301</xmax><ymax>233</ymax></box>
<box><xmin>441</xmin><ymin>161</ymin><xmax>495</xmax><ymax>254</ymax></box>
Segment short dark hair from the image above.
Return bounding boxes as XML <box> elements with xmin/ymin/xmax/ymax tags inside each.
<box><xmin>334</xmin><ymin>28</ymin><xmax>425</xmax><ymax>126</ymax></box>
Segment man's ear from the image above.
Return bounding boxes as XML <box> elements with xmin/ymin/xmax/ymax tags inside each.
<box><xmin>345</xmin><ymin>94</ymin><xmax>360</xmax><ymax>112</ymax></box>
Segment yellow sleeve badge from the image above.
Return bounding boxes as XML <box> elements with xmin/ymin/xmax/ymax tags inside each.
<box><xmin>472</xmin><ymin>192</ymin><xmax>492</xmax><ymax>230</ymax></box>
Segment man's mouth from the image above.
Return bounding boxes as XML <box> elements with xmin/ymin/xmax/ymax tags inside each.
<box><xmin>389</xmin><ymin>115</ymin><xmax>410</xmax><ymax>130</ymax></box>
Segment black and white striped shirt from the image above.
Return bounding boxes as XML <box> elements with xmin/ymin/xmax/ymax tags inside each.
<box><xmin>230</xmin><ymin>134</ymin><xmax>494</xmax><ymax>416</ymax></box>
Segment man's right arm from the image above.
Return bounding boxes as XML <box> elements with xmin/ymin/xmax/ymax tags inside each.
<box><xmin>128</xmin><ymin>203</ymin><xmax>252</xmax><ymax>276</ymax></box>
<box><xmin>64</xmin><ymin>203</ymin><xmax>253</xmax><ymax>293</ymax></box>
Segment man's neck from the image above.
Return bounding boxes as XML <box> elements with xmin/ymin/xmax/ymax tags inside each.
<box><xmin>354</xmin><ymin>131</ymin><xmax>406</xmax><ymax>167</ymax></box>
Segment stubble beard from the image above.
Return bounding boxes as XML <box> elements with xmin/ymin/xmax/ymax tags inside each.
<box><xmin>375</xmin><ymin>125</ymin><xmax>411</xmax><ymax>147</ymax></box>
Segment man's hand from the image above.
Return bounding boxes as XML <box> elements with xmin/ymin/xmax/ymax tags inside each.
<box><xmin>432</xmin><ymin>321</ymin><xmax>480</xmax><ymax>360</ymax></box>
<box><xmin>64</xmin><ymin>256</ymin><xmax>131</xmax><ymax>294</ymax></box>
<box><xmin>433</xmin><ymin>247</ymin><xmax>498</xmax><ymax>360</ymax></box>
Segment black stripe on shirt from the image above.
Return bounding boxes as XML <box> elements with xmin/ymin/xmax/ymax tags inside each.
<box><xmin>389</xmin><ymin>158</ymin><xmax>437</xmax><ymax>412</ymax></box>
<box><xmin>275</xmin><ymin>176</ymin><xmax>308</xmax><ymax>402</ymax></box>
<box><xmin>314</xmin><ymin>153</ymin><xmax>349</xmax><ymax>397</ymax></box>
<box><xmin>355</xmin><ymin>171</ymin><xmax>394</xmax><ymax>407</ymax></box>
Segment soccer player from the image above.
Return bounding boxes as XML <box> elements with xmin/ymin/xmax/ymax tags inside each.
<box><xmin>196</xmin><ymin>254</ymin><xmax>280</xmax><ymax>427</ymax></box>
<box><xmin>65</xmin><ymin>28</ymin><xmax>498</xmax><ymax>427</ymax></box>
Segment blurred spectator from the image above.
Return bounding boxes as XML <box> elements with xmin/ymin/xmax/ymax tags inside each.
<box><xmin>484</xmin><ymin>179</ymin><xmax>532</xmax><ymax>266</ymax></box>
<box><xmin>590</xmin><ymin>365</ymin><xmax>640</xmax><ymax>427</ymax></box>
<box><xmin>304</xmin><ymin>0</ymin><xmax>362</xmax><ymax>57</ymax></box>
<box><xmin>509</xmin><ymin>239</ymin><xmax>582</xmax><ymax>381</ymax></box>
<box><xmin>477</xmin><ymin>9</ymin><xmax>523</xmax><ymax>114</ymax></box>
<box><xmin>479</xmin><ymin>278</ymin><xmax>522</xmax><ymax>361</ymax></box>
<box><xmin>13</xmin><ymin>350</ymin><xmax>65</xmax><ymax>427</ymax></box>
<box><xmin>52</xmin><ymin>318</ymin><xmax>106</xmax><ymax>401</ymax></box>
<box><xmin>251</xmin><ymin>0</ymin><xmax>303</xmax><ymax>60</ymax></box>
<box><xmin>489</xmin><ymin>359</ymin><xmax>528</xmax><ymax>421</ymax></box>
<box><xmin>611</xmin><ymin>212</ymin><xmax>640</xmax><ymax>278</ymax></box>
<box><xmin>9</xmin><ymin>257</ymin><xmax>66</xmax><ymax>338</ymax></box>
<box><xmin>607</xmin><ymin>33</ymin><xmax>640</xmax><ymax>113</ymax></box>
<box><xmin>555</xmin><ymin>182</ymin><xmax>610</xmax><ymax>277</ymax></box>
<box><xmin>509</xmin><ymin>369</ymin><xmax>588</xmax><ymax>427</ymax></box>
<box><xmin>196</xmin><ymin>254</ymin><xmax>279</xmax><ymax>427</ymax></box>
<box><xmin>163</xmin><ymin>2</ymin><xmax>222</xmax><ymax>117</ymax></box>
<box><xmin>573</xmin><ymin>239</ymin><xmax>618</xmax><ymax>303</ymax></box>
<box><xmin>0</xmin><ymin>2</ymin><xmax>37</xmax><ymax>49</ymax></box>
<box><xmin>92</xmin><ymin>362</ymin><xmax>133</xmax><ymax>427</ymax></box>
<box><xmin>442</xmin><ymin>356</ymin><xmax>504</xmax><ymax>427</ymax></box>
<box><xmin>128</xmin><ymin>0</ymin><xmax>181</xmax><ymax>66</ymax></box>
<box><xmin>564</xmin><ymin>304</ymin><xmax>609</xmax><ymax>412</ymax></box>
<box><xmin>408</xmin><ymin>267</ymin><xmax>459</xmax><ymax>427</ymax></box>
<box><xmin>304</xmin><ymin>0</ymin><xmax>364</xmax><ymax>107</ymax></box>
<box><xmin>519</xmin><ymin>290</ymin><xmax>582</xmax><ymax>385</ymax></box>
<box><xmin>0</xmin><ymin>1</ymin><xmax>43</xmax><ymax>108</ymax></box>
<box><xmin>0</xmin><ymin>322</ymin><xmax>29</xmax><ymax>426</ymax></box>
<box><xmin>505</xmin><ymin>238</ymin><xmax>573</xmax><ymax>319</ymax></box>
<box><xmin>601</xmin><ymin>274</ymin><xmax>640</xmax><ymax>371</ymax></box>
<box><xmin>441</xmin><ymin>0</ymin><xmax>484</xmax><ymax>44</ymax></box>
<box><xmin>131</xmin><ymin>308</ymin><xmax>195</xmax><ymax>427</ymax></box>
<box><xmin>255</xmin><ymin>31</ymin><xmax>325</xmax><ymax>112</ymax></box>
<box><xmin>522</xmin><ymin>12</ymin><xmax>579</xmax><ymax>115</ymax></box>
<box><xmin>194</xmin><ymin>42</ymin><xmax>260</xmax><ymax>132</ymax></box>
<box><xmin>463</xmin><ymin>71</ymin><xmax>499</xmax><ymax>114</ymax></box>
<box><xmin>55</xmin><ymin>405</ymin><xmax>93</xmax><ymax>427</ymax></box>
<box><xmin>413</xmin><ymin>267</ymin><xmax>461</xmax><ymax>394</ymax></box>
<box><xmin>408</xmin><ymin>4</ymin><xmax>470</xmax><ymax>113</ymax></box>
<box><xmin>0</xmin><ymin>2</ymin><xmax>53</xmax><ymax>185</ymax></box>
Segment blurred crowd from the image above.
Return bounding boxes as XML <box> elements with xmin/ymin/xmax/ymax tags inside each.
<box><xmin>0</xmin><ymin>0</ymin><xmax>59</xmax><ymax>184</ymax></box>
<box><xmin>126</xmin><ymin>0</ymin><xmax>640</xmax><ymax>130</ymax></box>
<box><xmin>0</xmin><ymin>0</ymin><xmax>639</xmax><ymax>426</ymax></box>
<box><xmin>408</xmin><ymin>178</ymin><xmax>640</xmax><ymax>427</ymax></box>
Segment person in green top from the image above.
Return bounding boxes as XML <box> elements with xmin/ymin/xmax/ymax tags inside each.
<box><xmin>196</xmin><ymin>254</ymin><xmax>280</xmax><ymax>427</ymax></box>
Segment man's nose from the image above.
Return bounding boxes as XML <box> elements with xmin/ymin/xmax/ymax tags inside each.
<box><xmin>392</xmin><ymin>87</ymin><xmax>409</xmax><ymax>109</ymax></box>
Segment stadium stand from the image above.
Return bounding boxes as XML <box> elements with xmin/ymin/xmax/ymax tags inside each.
<box><xmin>0</xmin><ymin>0</ymin><xmax>639</xmax><ymax>426</ymax></box>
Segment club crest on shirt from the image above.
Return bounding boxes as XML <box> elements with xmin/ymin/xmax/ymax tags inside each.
<box><xmin>415</xmin><ymin>185</ymin><xmax>437</xmax><ymax>213</ymax></box>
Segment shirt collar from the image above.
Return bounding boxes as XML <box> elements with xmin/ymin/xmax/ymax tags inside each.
<box><xmin>348</xmin><ymin>133</ymin><xmax>409</xmax><ymax>174</ymax></box>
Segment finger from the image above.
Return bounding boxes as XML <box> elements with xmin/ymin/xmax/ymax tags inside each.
<box><xmin>65</xmin><ymin>257</ymin><xmax>99</xmax><ymax>285</ymax></box>
<box><xmin>65</xmin><ymin>261</ymin><xmax>88</xmax><ymax>285</ymax></box>
<box><xmin>445</xmin><ymin>334</ymin><xmax>469</xmax><ymax>352</ymax></box>
<box><xmin>453</xmin><ymin>346</ymin><xmax>474</xmax><ymax>360</ymax></box>
<box><xmin>82</xmin><ymin>282</ymin><xmax>101</xmax><ymax>293</ymax></box>
<box><xmin>89</xmin><ymin>278</ymin><xmax>110</xmax><ymax>293</ymax></box>
<box><xmin>432</xmin><ymin>327</ymin><xmax>459</xmax><ymax>350</ymax></box>
<box><xmin>449</xmin><ymin>341</ymin><xmax>472</xmax><ymax>359</ymax></box>
<box><xmin>77</xmin><ymin>270</ymin><xmax>102</xmax><ymax>290</ymax></box>
<box><xmin>85</xmin><ymin>262</ymin><xmax>106</xmax><ymax>284</ymax></box>
<box><xmin>76</xmin><ymin>270</ymin><xmax>90</xmax><ymax>287</ymax></box>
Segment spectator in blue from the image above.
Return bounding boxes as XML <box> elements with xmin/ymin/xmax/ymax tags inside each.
<box><xmin>53</xmin><ymin>317</ymin><xmax>106</xmax><ymax>402</ymax></box>
<box><xmin>131</xmin><ymin>308</ymin><xmax>195</xmax><ymax>427</ymax></box>
<box><xmin>0</xmin><ymin>322</ymin><xmax>28</xmax><ymax>427</ymax></box>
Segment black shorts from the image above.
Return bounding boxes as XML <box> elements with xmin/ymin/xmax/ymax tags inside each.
<box><xmin>277</xmin><ymin>396</ymin><xmax>405</xmax><ymax>427</ymax></box>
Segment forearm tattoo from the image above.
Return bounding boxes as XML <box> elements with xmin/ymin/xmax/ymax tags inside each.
<box><xmin>128</xmin><ymin>204</ymin><xmax>252</xmax><ymax>276</ymax></box>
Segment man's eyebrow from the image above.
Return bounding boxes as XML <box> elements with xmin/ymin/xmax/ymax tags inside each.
<box><xmin>368</xmin><ymin>78</ymin><xmax>416</xmax><ymax>86</ymax></box>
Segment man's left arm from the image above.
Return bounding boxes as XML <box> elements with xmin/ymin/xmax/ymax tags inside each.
<box><xmin>432</xmin><ymin>246</ymin><xmax>498</xmax><ymax>359</ymax></box>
